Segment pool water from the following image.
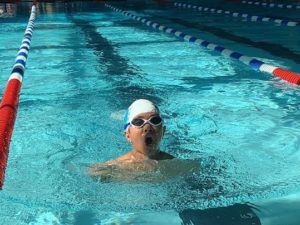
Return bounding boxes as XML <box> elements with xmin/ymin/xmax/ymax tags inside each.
<box><xmin>0</xmin><ymin>0</ymin><xmax>300</xmax><ymax>224</ymax></box>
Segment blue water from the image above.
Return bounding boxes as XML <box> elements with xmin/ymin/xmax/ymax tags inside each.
<box><xmin>0</xmin><ymin>1</ymin><xmax>300</xmax><ymax>224</ymax></box>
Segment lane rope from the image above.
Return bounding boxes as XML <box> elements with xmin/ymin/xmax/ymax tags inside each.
<box><xmin>174</xmin><ymin>2</ymin><xmax>300</xmax><ymax>28</ymax></box>
<box><xmin>105</xmin><ymin>3</ymin><xmax>300</xmax><ymax>85</ymax></box>
<box><xmin>241</xmin><ymin>0</ymin><xmax>300</xmax><ymax>10</ymax></box>
<box><xmin>0</xmin><ymin>2</ymin><xmax>37</xmax><ymax>190</ymax></box>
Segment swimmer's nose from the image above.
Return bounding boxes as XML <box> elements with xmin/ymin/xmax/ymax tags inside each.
<box><xmin>142</xmin><ymin>123</ymin><xmax>153</xmax><ymax>133</ymax></box>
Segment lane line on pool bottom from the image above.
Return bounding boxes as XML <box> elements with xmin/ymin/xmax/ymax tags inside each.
<box><xmin>174</xmin><ymin>2</ymin><xmax>300</xmax><ymax>28</ymax></box>
<box><xmin>0</xmin><ymin>3</ymin><xmax>37</xmax><ymax>190</ymax></box>
<box><xmin>241</xmin><ymin>0</ymin><xmax>300</xmax><ymax>10</ymax></box>
<box><xmin>104</xmin><ymin>3</ymin><xmax>300</xmax><ymax>85</ymax></box>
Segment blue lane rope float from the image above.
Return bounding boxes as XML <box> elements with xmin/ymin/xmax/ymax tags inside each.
<box><xmin>104</xmin><ymin>3</ymin><xmax>300</xmax><ymax>85</ymax></box>
<box><xmin>241</xmin><ymin>0</ymin><xmax>300</xmax><ymax>10</ymax></box>
<box><xmin>0</xmin><ymin>2</ymin><xmax>37</xmax><ymax>190</ymax></box>
<box><xmin>174</xmin><ymin>2</ymin><xmax>300</xmax><ymax>28</ymax></box>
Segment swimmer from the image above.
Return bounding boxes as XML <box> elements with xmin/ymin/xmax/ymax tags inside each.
<box><xmin>89</xmin><ymin>99</ymin><xmax>199</xmax><ymax>181</ymax></box>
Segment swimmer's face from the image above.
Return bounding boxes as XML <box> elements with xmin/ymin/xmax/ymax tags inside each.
<box><xmin>125</xmin><ymin>112</ymin><xmax>165</xmax><ymax>156</ymax></box>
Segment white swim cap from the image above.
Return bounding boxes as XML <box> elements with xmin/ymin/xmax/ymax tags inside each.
<box><xmin>124</xmin><ymin>99</ymin><xmax>160</xmax><ymax>130</ymax></box>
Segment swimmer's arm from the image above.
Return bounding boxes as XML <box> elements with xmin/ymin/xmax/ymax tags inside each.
<box><xmin>88</xmin><ymin>163</ymin><xmax>108</xmax><ymax>176</ymax></box>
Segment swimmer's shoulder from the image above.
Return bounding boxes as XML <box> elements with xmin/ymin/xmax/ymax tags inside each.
<box><xmin>108</xmin><ymin>152</ymin><xmax>134</xmax><ymax>164</ymax></box>
<box><xmin>93</xmin><ymin>152</ymin><xmax>134</xmax><ymax>168</ymax></box>
<box><xmin>89</xmin><ymin>151</ymin><xmax>173</xmax><ymax>176</ymax></box>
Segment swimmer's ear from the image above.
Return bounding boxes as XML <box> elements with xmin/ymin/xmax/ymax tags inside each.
<box><xmin>124</xmin><ymin>129</ymin><xmax>132</xmax><ymax>143</ymax></box>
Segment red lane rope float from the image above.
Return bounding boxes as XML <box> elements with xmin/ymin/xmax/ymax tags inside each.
<box><xmin>0</xmin><ymin>2</ymin><xmax>36</xmax><ymax>190</ymax></box>
<box><xmin>273</xmin><ymin>68</ymin><xmax>300</xmax><ymax>85</ymax></box>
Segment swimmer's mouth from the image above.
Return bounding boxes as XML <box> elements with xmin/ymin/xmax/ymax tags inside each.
<box><xmin>145</xmin><ymin>136</ymin><xmax>153</xmax><ymax>146</ymax></box>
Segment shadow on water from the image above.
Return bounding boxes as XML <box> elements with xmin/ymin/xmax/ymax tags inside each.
<box><xmin>71</xmin><ymin>19</ymin><xmax>140</xmax><ymax>77</ymax></box>
<box><xmin>141</xmin><ymin>12</ymin><xmax>300</xmax><ymax>65</ymax></box>
<box><xmin>168</xmin><ymin>17</ymin><xmax>300</xmax><ymax>65</ymax></box>
<box><xmin>64</xmin><ymin>10</ymin><xmax>166</xmax><ymax>109</ymax></box>
<box><xmin>119</xmin><ymin>2</ymin><xmax>300</xmax><ymax>64</ymax></box>
<box><xmin>179</xmin><ymin>203</ymin><xmax>261</xmax><ymax>225</ymax></box>
<box><xmin>64</xmin><ymin>3</ymin><xmax>142</xmax><ymax>80</ymax></box>
<box><xmin>112</xmin><ymin>18</ymin><xmax>266</xmax><ymax>91</ymax></box>
<box><xmin>73</xmin><ymin>210</ymin><xmax>98</xmax><ymax>225</ymax></box>
<box><xmin>116</xmin><ymin>5</ymin><xmax>300</xmax><ymax>114</ymax></box>
<box><xmin>69</xmin><ymin>204</ymin><xmax>262</xmax><ymax>225</ymax></box>
<box><xmin>180</xmin><ymin>72</ymin><xmax>269</xmax><ymax>89</ymax></box>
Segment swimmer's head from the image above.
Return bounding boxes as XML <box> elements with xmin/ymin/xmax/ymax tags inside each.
<box><xmin>124</xmin><ymin>99</ymin><xmax>160</xmax><ymax>131</ymax></box>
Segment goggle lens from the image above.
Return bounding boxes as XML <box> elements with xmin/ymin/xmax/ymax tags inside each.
<box><xmin>131</xmin><ymin>118</ymin><xmax>145</xmax><ymax>127</ymax></box>
<box><xmin>149</xmin><ymin>116</ymin><xmax>162</xmax><ymax>125</ymax></box>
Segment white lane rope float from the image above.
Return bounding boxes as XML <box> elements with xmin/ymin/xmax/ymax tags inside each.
<box><xmin>241</xmin><ymin>0</ymin><xmax>300</xmax><ymax>10</ymax></box>
<box><xmin>174</xmin><ymin>2</ymin><xmax>300</xmax><ymax>28</ymax></box>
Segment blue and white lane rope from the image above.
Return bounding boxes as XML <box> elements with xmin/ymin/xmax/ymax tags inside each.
<box><xmin>174</xmin><ymin>2</ymin><xmax>300</xmax><ymax>28</ymax></box>
<box><xmin>0</xmin><ymin>3</ymin><xmax>36</xmax><ymax>190</ymax></box>
<box><xmin>104</xmin><ymin>4</ymin><xmax>300</xmax><ymax>85</ymax></box>
<box><xmin>10</xmin><ymin>5</ymin><xmax>36</xmax><ymax>83</ymax></box>
<box><xmin>241</xmin><ymin>0</ymin><xmax>300</xmax><ymax>10</ymax></box>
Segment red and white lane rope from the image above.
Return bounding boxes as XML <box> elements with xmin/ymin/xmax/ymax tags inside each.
<box><xmin>0</xmin><ymin>2</ymin><xmax>37</xmax><ymax>190</ymax></box>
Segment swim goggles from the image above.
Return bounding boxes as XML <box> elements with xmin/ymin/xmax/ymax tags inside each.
<box><xmin>124</xmin><ymin>116</ymin><xmax>163</xmax><ymax>130</ymax></box>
